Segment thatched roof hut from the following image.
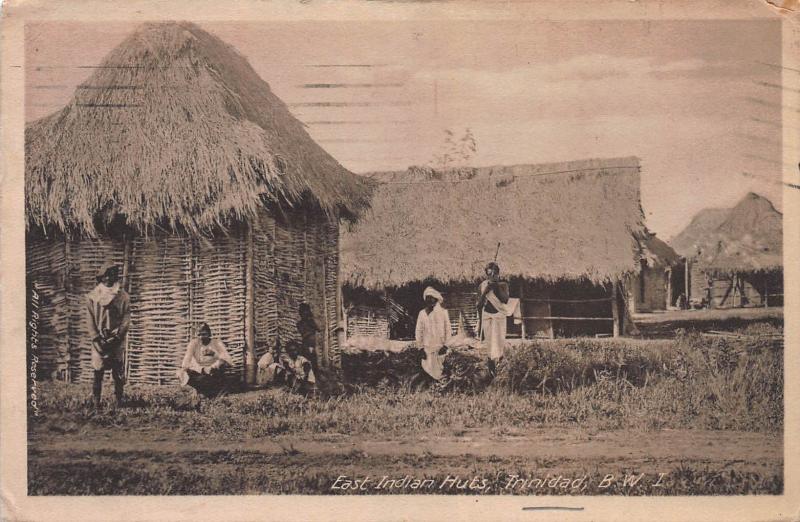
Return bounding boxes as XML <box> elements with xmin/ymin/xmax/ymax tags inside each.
<box><xmin>671</xmin><ymin>193</ymin><xmax>782</xmax><ymax>272</ymax></box>
<box><xmin>25</xmin><ymin>22</ymin><xmax>371</xmax><ymax>383</ymax></box>
<box><xmin>671</xmin><ymin>193</ymin><xmax>783</xmax><ymax>308</ymax></box>
<box><xmin>342</xmin><ymin>157</ymin><xmax>648</xmax><ymax>339</ymax></box>
<box><xmin>704</xmin><ymin>193</ymin><xmax>782</xmax><ymax>273</ymax></box>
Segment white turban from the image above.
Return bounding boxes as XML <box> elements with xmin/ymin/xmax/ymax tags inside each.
<box><xmin>423</xmin><ymin>286</ymin><xmax>443</xmax><ymax>303</ymax></box>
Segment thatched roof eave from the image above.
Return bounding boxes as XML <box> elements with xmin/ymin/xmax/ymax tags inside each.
<box><xmin>342</xmin><ymin>157</ymin><xmax>646</xmax><ymax>289</ymax></box>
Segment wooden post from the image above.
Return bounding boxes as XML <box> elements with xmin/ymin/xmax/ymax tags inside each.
<box><xmin>665</xmin><ymin>268</ymin><xmax>672</xmax><ymax>309</ymax></box>
<box><xmin>611</xmin><ymin>282</ymin><xmax>620</xmax><ymax>337</ymax></box>
<box><xmin>684</xmin><ymin>259</ymin><xmax>690</xmax><ymax>307</ymax></box>
<box><xmin>336</xmin><ymin>227</ymin><xmax>345</xmax><ymax>367</ymax></box>
<box><xmin>341</xmin><ymin>303</ymin><xmax>349</xmax><ymax>342</ymax></box>
<box><xmin>64</xmin><ymin>237</ymin><xmax>73</xmax><ymax>383</ymax></box>
<box><xmin>244</xmin><ymin>223</ymin><xmax>256</xmax><ymax>386</ymax></box>
<box><xmin>122</xmin><ymin>235</ymin><xmax>132</xmax><ymax>381</ymax></box>
<box><xmin>764</xmin><ymin>278</ymin><xmax>769</xmax><ymax>307</ymax></box>
<box><xmin>519</xmin><ymin>283</ymin><xmax>526</xmax><ymax>340</ymax></box>
<box><xmin>321</xmin><ymin>230</ymin><xmax>331</xmax><ymax>368</ymax></box>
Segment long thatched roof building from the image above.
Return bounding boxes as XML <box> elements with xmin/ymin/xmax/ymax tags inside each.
<box><xmin>344</xmin><ymin>157</ymin><xmax>645</xmax><ymax>288</ymax></box>
<box><xmin>26</xmin><ymin>22</ymin><xmax>371</xmax><ymax>383</ymax></box>
<box><xmin>342</xmin><ymin>157</ymin><xmax>656</xmax><ymax>339</ymax></box>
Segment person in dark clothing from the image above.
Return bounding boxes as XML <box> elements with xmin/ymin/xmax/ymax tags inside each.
<box><xmin>297</xmin><ymin>303</ymin><xmax>322</xmax><ymax>379</ymax></box>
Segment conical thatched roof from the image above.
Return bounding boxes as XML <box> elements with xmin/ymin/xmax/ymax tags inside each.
<box><xmin>26</xmin><ymin>22</ymin><xmax>372</xmax><ymax>236</ymax></box>
<box><xmin>341</xmin><ymin>157</ymin><xmax>647</xmax><ymax>289</ymax></box>
<box><xmin>672</xmin><ymin>193</ymin><xmax>782</xmax><ymax>273</ymax></box>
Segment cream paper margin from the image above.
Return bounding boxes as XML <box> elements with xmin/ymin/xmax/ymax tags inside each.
<box><xmin>0</xmin><ymin>1</ymin><xmax>798</xmax><ymax>521</ymax></box>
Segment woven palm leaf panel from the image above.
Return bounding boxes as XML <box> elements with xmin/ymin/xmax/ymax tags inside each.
<box><xmin>67</xmin><ymin>237</ymin><xmax>126</xmax><ymax>383</ymax></box>
<box><xmin>443</xmin><ymin>286</ymin><xmax>480</xmax><ymax>337</ymax></box>
<box><xmin>346</xmin><ymin>305</ymin><xmax>391</xmax><ymax>339</ymax></box>
<box><xmin>253</xmin><ymin>210</ymin><xmax>279</xmax><ymax>361</ymax></box>
<box><xmin>252</xmin><ymin>207</ymin><xmax>340</xmax><ymax>367</ymax></box>
<box><xmin>126</xmin><ymin>235</ymin><xmax>192</xmax><ymax>385</ymax></box>
<box><xmin>323</xmin><ymin>219</ymin><xmax>341</xmax><ymax>367</ymax></box>
<box><xmin>26</xmin><ymin>237</ymin><xmax>69</xmax><ymax>377</ymax></box>
<box><xmin>191</xmin><ymin>232</ymin><xmax>247</xmax><ymax>374</ymax></box>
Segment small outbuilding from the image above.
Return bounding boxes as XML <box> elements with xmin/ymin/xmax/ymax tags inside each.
<box><xmin>25</xmin><ymin>22</ymin><xmax>371</xmax><ymax>383</ymax></box>
<box><xmin>625</xmin><ymin>233</ymin><xmax>683</xmax><ymax>313</ymax></box>
<box><xmin>671</xmin><ymin>192</ymin><xmax>783</xmax><ymax>308</ymax></box>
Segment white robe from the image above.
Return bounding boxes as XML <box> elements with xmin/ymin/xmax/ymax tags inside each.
<box><xmin>479</xmin><ymin>281</ymin><xmax>519</xmax><ymax>360</ymax></box>
<box><xmin>415</xmin><ymin>304</ymin><xmax>452</xmax><ymax>380</ymax></box>
<box><xmin>176</xmin><ymin>338</ymin><xmax>231</xmax><ymax>385</ymax></box>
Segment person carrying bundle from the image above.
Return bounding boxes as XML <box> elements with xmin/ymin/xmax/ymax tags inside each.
<box><xmin>477</xmin><ymin>262</ymin><xmax>510</xmax><ymax>375</ymax></box>
<box><xmin>177</xmin><ymin>323</ymin><xmax>232</xmax><ymax>398</ymax></box>
<box><xmin>413</xmin><ymin>286</ymin><xmax>452</xmax><ymax>387</ymax></box>
<box><xmin>86</xmin><ymin>263</ymin><xmax>131</xmax><ymax>408</ymax></box>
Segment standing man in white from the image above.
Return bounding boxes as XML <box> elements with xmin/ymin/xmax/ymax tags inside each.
<box><xmin>414</xmin><ymin>286</ymin><xmax>452</xmax><ymax>384</ymax></box>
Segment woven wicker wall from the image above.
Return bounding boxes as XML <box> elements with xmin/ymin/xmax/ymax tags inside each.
<box><xmin>191</xmin><ymin>233</ymin><xmax>247</xmax><ymax>373</ymax></box>
<box><xmin>26</xmin><ymin>237</ymin><xmax>69</xmax><ymax>377</ymax></box>
<box><xmin>126</xmin><ymin>236</ymin><xmax>192</xmax><ymax>385</ymax></box>
<box><xmin>272</xmin><ymin>211</ymin><xmax>306</xmax><ymax>347</ymax></box>
<box><xmin>443</xmin><ymin>286</ymin><xmax>480</xmax><ymax>337</ymax></box>
<box><xmin>253</xmin><ymin>210</ymin><xmax>279</xmax><ymax>361</ymax></box>
<box><xmin>27</xmin><ymin>206</ymin><xmax>342</xmax><ymax>383</ymax></box>
<box><xmin>347</xmin><ymin>305</ymin><xmax>391</xmax><ymax>339</ymax></box>
<box><xmin>304</xmin><ymin>215</ymin><xmax>327</xmax><ymax>362</ymax></box>
<box><xmin>323</xmin><ymin>219</ymin><xmax>340</xmax><ymax>367</ymax></box>
<box><xmin>253</xmin><ymin>207</ymin><xmax>341</xmax><ymax>368</ymax></box>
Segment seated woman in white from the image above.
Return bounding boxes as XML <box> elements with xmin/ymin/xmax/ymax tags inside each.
<box><xmin>177</xmin><ymin>323</ymin><xmax>232</xmax><ymax>397</ymax></box>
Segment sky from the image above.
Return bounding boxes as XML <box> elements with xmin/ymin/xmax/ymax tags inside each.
<box><xmin>25</xmin><ymin>19</ymin><xmax>784</xmax><ymax>239</ymax></box>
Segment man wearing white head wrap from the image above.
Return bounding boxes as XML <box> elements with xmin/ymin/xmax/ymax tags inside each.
<box><xmin>415</xmin><ymin>286</ymin><xmax>452</xmax><ymax>381</ymax></box>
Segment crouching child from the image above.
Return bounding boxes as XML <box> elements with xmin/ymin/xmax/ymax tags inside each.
<box><xmin>256</xmin><ymin>339</ymin><xmax>287</xmax><ymax>387</ymax></box>
<box><xmin>281</xmin><ymin>341</ymin><xmax>316</xmax><ymax>394</ymax></box>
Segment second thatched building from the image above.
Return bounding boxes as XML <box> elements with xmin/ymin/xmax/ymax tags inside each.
<box><xmin>341</xmin><ymin>157</ymin><xmax>658</xmax><ymax>340</ymax></box>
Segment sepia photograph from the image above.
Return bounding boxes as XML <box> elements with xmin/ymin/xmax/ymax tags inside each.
<box><xmin>1</xmin><ymin>0</ymin><xmax>798</xmax><ymax>519</ymax></box>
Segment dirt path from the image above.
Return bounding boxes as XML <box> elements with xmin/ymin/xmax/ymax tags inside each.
<box><xmin>28</xmin><ymin>427</ymin><xmax>783</xmax><ymax>494</ymax></box>
<box><xmin>31</xmin><ymin>427</ymin><xmax>782</xmax><ymax>464</ymax></box>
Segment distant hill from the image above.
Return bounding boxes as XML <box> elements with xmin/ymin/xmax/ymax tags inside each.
<box><xmin>671</xmin><ymin>208</ymin><xmax>730</xmax><ymax>257</ymax></box>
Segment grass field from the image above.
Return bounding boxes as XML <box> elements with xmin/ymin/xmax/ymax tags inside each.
<box><xmin>28</xmin><ymin>329</ymin><xmax>783</xmax><ymax>495</ymax></box>
<box><xmin>632</xmin><ymin>307</ymin><xmax>783</xmax><ymax>338</ymax></box>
